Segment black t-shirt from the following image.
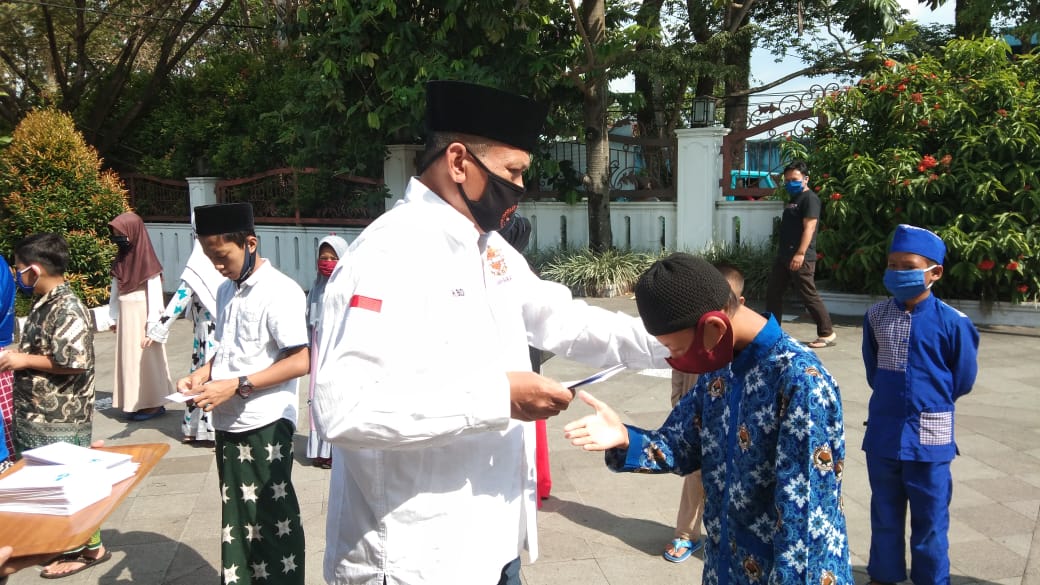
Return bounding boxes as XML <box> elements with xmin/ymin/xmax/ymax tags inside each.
<box><xmin>777</xmin><ymin>189</ymin><xmax>821</xmax><ymax>261</ymax></box>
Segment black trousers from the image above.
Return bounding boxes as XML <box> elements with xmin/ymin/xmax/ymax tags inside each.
<box><xmin>765</xmin><ymin>257</ymin><xmax>834</xmax><ymax>338</ymax></box>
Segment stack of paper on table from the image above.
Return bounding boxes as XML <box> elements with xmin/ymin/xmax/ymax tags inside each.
<box><xmin>0</xmin><ymin>465</ymin><xmax>111</xmax><ymax>515</ymax></box>
<box><xmin>0</xmin><ymin>442</ymin><xmax>141</xmax><ymax>515</ymax></box>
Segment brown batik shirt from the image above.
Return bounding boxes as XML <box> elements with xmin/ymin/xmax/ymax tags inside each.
<box><xmin>12</xmin><ymin>282</ymin><xmax>96</xmax><ymax>453</ymax></box>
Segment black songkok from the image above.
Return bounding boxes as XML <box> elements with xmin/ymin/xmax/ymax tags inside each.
<box><xmin>194</xmin><ymin>203</ymin><xmax>254</xmax><ymax>236</ymax></box>
<box><xmin>425</xmin><ymin>80</ymin><xmax>548</xmax><ymax>153</ymax></box>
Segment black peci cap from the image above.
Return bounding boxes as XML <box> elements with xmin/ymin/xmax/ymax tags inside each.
<box><xmin>425</xmin><ymin>80</ymin><xmax>548</xmax><ymax>153</ymax></box>
<box><xmin>194</xmin><ymin>203</ymin><xmax>254</xmax><ymax>236</ymax></box>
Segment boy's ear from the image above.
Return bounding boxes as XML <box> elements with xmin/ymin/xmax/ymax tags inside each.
<box><xmin>738</xmin><ymin>295</ymin><xmax>746</xmax><ymax>305</ymax></box>
<box><xmin>931</xmin><ymin>265</ymin><xmax>943</xmax><ymax>280</ymax></box>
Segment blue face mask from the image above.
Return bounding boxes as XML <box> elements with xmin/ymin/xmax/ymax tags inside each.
<box><xmin>15</xmin><ymin>266</ymin><xmax>36</xmax><ymax>295</ymax></box>
<box><xmin>784</xmin><ymin>180</ymin><xmax>804</xmax><ymax>195</ymax></box>
<box><xmin>883</xmin><ymin>265</ymin><xmax>938</xmax><ymax>302</ymax></box>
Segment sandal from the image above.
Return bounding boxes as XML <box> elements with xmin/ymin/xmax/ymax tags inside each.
<box><xmin>40</xmin><ymin>550</ymin><xmax>111</xmax><ymax>579</ymax></box>
<box><xmin>663</xmin><ymin>537</ymin><xmax>703</xmax><ymax>563</ymax></box>
<box><xmin>807</xmin><ymin>333</ymin><xmax>837</xmax><ymax>349</ymax></box>
<box><xmin>129</xmin><ymin>406</ymin><xmax>166</xmax><ymax>421</ymax></box>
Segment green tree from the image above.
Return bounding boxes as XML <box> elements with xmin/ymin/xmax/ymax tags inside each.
<box><xmin>0</xmin><ymin>109</ymin><xmax>130</xmax><ymax>307</ymax></box>
<box><xmin>796</xmin><ymin>38</ymin><xmax>1039</xmax><ymax>303</ymax></box>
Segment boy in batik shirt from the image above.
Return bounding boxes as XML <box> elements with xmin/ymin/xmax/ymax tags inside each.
<box><xmin>0</xmin><ymin>233</ymin><xmax>110</xmax><ymax>577</ymax></box>
<box><xmin>566</xmin><ymin>253</ymin><xmax>852</xmax><ymax>585</ymax></box>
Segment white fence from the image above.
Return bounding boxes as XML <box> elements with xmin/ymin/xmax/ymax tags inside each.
<box><xmin>146</xmin><ymin>223</ymin><xmax>366</xmax><ymax>293</ymax></box>
<box><xmin>145</xmin><ymin>198</ymin><xmax>779</xmax><ymax>293</ymax></box>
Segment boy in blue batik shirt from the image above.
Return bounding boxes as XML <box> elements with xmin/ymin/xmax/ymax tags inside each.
<box><xmin>862</xmin><ymin>224</ymin><xmax>979</xmax><ymax>585</ymax></box>
<box><xmin>565</xmin><ymin>254</ymin><xmax>852</xmax><ymax>585</ymax></box>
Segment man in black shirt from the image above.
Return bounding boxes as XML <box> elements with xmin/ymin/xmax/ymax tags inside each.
<box><xmin>765</xmin><ymin>160</ymin><xmax>836</xmax><ymax>348</ymax></box>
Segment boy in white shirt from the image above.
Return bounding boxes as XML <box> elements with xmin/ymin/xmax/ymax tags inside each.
<box><xmin>176</xmin><ymin>202</ymin><xmax>310</xmax><ymax>585</ymax></box>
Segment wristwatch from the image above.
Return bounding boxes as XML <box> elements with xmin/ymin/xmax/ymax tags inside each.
<box><xmin>236</xmin><ymin>376</ymin><xmax>255</xmax><ymax>399</ymax></box>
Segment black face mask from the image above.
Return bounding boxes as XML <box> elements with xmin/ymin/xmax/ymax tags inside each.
<box><xmin>236</xmin><ymin>244</ymin><xmax>257</xmax><ymax>286</ymax></box>
<box><xmin>110</xmin><ymin>235</ymin><xmax>131</xmax><ymax>253</ymax></box>
<box><xmin>457</xmin><ymin>147</ymin><xmax>525</xmax><ymax>233</ymax></box>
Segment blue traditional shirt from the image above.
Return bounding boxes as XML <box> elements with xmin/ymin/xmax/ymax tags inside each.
<box><xmin>606</xmin><ymin>316</ymin><xmax>852</xmax><ymax>585</ymax></box>
<box><xmin>861</xmin><ymin>295</ymin><xmax>979</xmax><ymax>462</ymax></box>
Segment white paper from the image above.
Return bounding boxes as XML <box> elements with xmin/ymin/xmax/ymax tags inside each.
<box><xmin>561</xmin><ymin>364</ymin><xmax>627</xmax><ymax>391</ymax></box>
<box><xmin>165</xmin><ymin>391</ymin><xmax>199</xmax><ymax>403</ymax></box>
<box><xmin>0</xmin><ymin>464</ymin><xmax>112</xmax><ymax>515</ymax></box>
<box><xmin>22</xmin><ymin>442</ymin><xmax>131</xmax><ymax>468</ymax></box>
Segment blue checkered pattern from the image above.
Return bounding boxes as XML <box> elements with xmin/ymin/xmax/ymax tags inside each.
<box><xmin>919</xmin><ymin>411</ymin><xmax>953</xmax><ymax>445</ymax></box>
<box><xmin>868</xmin><ymin>300</ymin><xmax>911</xmax><ymax>372</ymax></box>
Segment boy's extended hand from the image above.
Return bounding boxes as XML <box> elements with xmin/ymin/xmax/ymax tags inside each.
<box><xmin>563</xmin><ymin>390</ymin><xmax>629</xmax><ymax>451</ymax></box>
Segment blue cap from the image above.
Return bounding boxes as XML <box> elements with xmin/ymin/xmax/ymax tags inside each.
<box><xmin>889</xmin><ymin>224</ymin><xmax>945</xmax><ymax>264</ymax></box>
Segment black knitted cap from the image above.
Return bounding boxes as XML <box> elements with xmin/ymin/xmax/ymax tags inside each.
<box><xmin>635</xmin><ymin>253</ymin><xmax>732</xmax><ymax>336</ymax></box>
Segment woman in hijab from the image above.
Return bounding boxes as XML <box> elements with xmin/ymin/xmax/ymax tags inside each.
<box><xmin>146</xmin><ymin>237</ymin><xmax>226</xmax><ymax>442</ymax></box>
<box><xmin>306</xmin><ymin>234</ymin><xmax>348</xmax><ymax>468</ymax></box>
<box><xmin>108</xmin><ymin>212</ymin><xmax>174</xmax><ymax>421</ymax></box>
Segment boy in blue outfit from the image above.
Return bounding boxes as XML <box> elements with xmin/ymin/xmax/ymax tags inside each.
<box><xmin>862</xmin><ymin>224</ymin><xmax>979</xmax><ymax>585</ymax></box>
<box><xmin>566</xmin><ymin>253</ymin><xmax>853</xmax><ymax>585</ymax></box>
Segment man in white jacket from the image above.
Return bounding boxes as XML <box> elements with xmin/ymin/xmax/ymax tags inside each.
<box><xmin>313</xmin><ymin>80</ymin><xmax>668</xmax><ymax>585</ymax></box>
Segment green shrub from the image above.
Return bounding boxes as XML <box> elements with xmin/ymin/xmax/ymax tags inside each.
<box><xmin>535</xmin><ymin>247</ymin><xmax>660</xmax><ymax>296</ymax></box>
<box><xmin>531</xmin><ymin>242</ymin><xmax>773</xmax><ymax>300</ymax></box>
<box><xmin>697</xmin><ymin>241</ymin><xmax>776</xmax><ymax>301</ymax></box>
<box><xmin>798</xmin><ymin>38</ymin><xmax>1039</xmax><ymax>303</ymax></box>
<box><xmin>0</xmin><ymin>109</ymin><xmax>130</xmax><ymax>310</ymax></box>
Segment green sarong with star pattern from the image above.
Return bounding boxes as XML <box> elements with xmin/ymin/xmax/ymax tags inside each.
<box><xmin>216</xmin><ymin>418</ymin><xmax>304</xmax><ymax>585</ymax></box>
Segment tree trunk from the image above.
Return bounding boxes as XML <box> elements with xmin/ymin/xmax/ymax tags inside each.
<box><xmin>580</xmin><ymin>0</ymin><xmax>612</xmax><ymax>253</ymax></box>
<box><xmin>723</xmin><ymin>8</ymin><xmax>752</xmax><ymax>172</ymax></box>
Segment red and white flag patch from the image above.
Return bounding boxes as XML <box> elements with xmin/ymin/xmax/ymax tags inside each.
<box><xmin>349</xmin><ymin>295</ymin><xmax>383</xmax><ymax>313</ymax></box>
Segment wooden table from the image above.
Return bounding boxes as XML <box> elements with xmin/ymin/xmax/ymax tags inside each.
<box><xmin>0</xmin><ymin>442</ymin><xmax>169</xmax><ymax>573</ymax></box>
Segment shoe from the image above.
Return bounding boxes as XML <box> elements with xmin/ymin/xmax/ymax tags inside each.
<box><xmin>130</xmin><ymin>406</ymin><xmax>166</xmax><ymax>421</ymax></box>
<box><xmin>662</xmin><ymin>537</ymin><xmax>703</xmax><ymax>563</ymax></box>
<box><xmin>807</xmin><ymin>333</ymin><xmax>837</xmax><ymax>349</ymax></box>
<box><xmin>40</xmin><ymin>550</ymin><xmax>112</xmax><ymax>579</ymax></box>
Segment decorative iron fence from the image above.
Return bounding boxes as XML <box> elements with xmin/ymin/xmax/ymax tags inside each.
<box><xmin>215</xmin><ymin>168</ymin><xmax>387</xmax><ymax>226</ymax></box>
<box><xmin>528</xmin><ymin>135</ymin><xmax>677</xmax><ymax>202</ymax></box>
<box><xmin>722</xmin><ymin>83</ymin><xmax>839</xmax><ymax>200</ymax></box>
<box><xmin>125</xmin><ymin>174</ymin><xmax>191</xmax><ymax>222</ymax></box>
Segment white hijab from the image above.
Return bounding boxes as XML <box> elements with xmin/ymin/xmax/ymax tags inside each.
<box><xmin>181</xmin><ymin>240</ymin><xmax>225</xmax><ymax>317</ymax></box>
<box><xmin>307</xmin><ymin>235</ymin><xmax>349</xmax><ymax>325</ymax></box>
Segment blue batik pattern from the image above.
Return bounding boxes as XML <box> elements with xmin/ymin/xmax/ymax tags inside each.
<box><xmin>606</xmin><ymin>317</ymin><xmax>852</xmax><ymax>585</ymax></box>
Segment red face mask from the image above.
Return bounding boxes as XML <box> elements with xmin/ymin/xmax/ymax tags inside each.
<box><xmin>317</xmin><ymin>259</ymin><xmax>337</xmax><ymax>277</ymax></box>
<box><xmin>665</xmin><ymin>311</ymin><xmax>734</xmax><ymax>374</ymax></box>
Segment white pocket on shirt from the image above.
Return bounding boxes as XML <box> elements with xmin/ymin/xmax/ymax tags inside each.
<box><xmin>920</xmin><ymin>410</ymin><xmax>953</xmax><ymax>445</ymax></box>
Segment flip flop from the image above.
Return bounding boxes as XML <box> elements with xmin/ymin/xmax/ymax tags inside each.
<box><xmin>40</xmin><ymin>550</ymin><xmax>112</xmax><ymax>579</ymax></box>
<box><xmin>662</xmin><ymin>537</ymin><xmax>703</xmax><ymax>563</ymax></box>
<box><xmin>130</xmin><ymin>406</ymin><xmax>166</xmax><ymax>421</ymax></box>
<box><xmin>807</xmin><ymin>333</ymin><xmax>837</xmax><ymax>349</ymax></box>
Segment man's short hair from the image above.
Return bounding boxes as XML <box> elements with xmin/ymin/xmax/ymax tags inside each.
<box><xmin>783</xmin><ymin>160</ymin><xmax>809</xmax><ymax>176</ymax></box>
<box><xmin>419</xmin><ymin>132</ymin><xmax>492</xmax><ymax>173</ymax></box>
<box><xmin>14</xmin><ymin>233</ymin><xmax>69</xmax><ymax>275</ymax></box>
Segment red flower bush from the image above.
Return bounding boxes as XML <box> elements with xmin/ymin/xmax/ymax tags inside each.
<box><xmin>978</xmin><ymin>259</ymin><xmax>995</xmax><ymax>271</ymax></box>
<box><xmin>1006</xmin><ymin>262</ymin><xmax>1019</xmax><ymax>271</ymax></box>
<box><xmin>830</xmin><ymin>193</ymin><xmax>842</xmax><ymax>200</ymax></box>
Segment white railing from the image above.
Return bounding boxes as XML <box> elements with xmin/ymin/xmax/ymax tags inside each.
<box><xmin>146</xmin><ymin>223</ymin><xmax>366</xmax><ymax>293</ymax></box>
<box><xmin>146</xmin><ymin>201</ymin><xmax>779</xmax><ymax>293</ymax></box>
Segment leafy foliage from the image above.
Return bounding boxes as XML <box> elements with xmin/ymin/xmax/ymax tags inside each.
<box><xmin>535</xmin><ymin>247</ymin><xmax>660</xmax><ymax>296</ymax></box>
<box><xmin>0</xmin><ymin>109</ymin><xmax>129</xmax><ymax>308</ymax></box>
<box><xmin>795</xmin><ymin>38</ymin><xmax>1039</xmax><ymax>303</ymax></box>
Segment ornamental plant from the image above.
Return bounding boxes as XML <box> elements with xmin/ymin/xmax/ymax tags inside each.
<box><xmin>792</xmin><ymin>38</ymin><xmax>1039</xmax><ymax>303</ymax></box>
<box><xmin>0</xmin><ymin>109</ymin><xmax>130</xmax><ymax>309</ymax></box>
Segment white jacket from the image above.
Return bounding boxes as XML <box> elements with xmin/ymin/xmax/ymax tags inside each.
<box><xmin>313</xmin><ymin>178</ymin><xmax>668</xmax><ymax>585</ymax></box>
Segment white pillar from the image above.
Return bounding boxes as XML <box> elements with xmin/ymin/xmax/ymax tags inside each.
<box><xmin>384</xmin><ymin>145</ymin><xmax>423</xmax><ymax>210</ymax></box>
<box><xmin>675</xmin><ymin>127</ymin><xmax>730</xmax><ymax>253</ymax></box>
<box><xmin>186</xmin><ymin>176</ymin><xmax>220</xmax><ymax>216</ymax></box>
